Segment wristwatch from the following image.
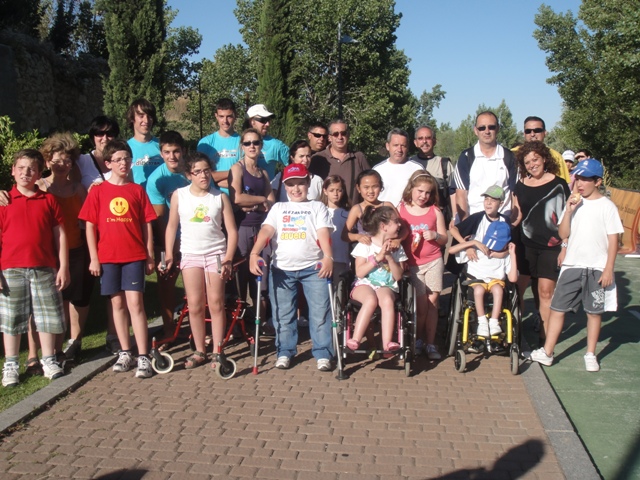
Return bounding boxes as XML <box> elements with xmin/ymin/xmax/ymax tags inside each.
<box><xmin>560</xmin><ymin>242</ymin><xmax>568</xmax><ymax>248</ymax></box>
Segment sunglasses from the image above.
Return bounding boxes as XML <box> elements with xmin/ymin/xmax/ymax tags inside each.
<box><xmin>524</xmin><ymin>128</ymin><xmax>545</xmax><ymax>134</ymax></box>
<box><xmin>309</xmin><ymin>132</ymin><xmax>328</xmax><ymax>139</ymax></box>
<box><xmin>95</xmin><ymin>131</ymin><xmax>116</xmax><ymax>138</ymax></box>
<box><xmin>476</xmin><ymin>125</ymin><xmax>497</xmax><ymax>132</ymax></box>
<box><xmin>330</xmin><ymin>130</ymin><xmax>348</xmax><ymax>138</ymax></box>
<box><xmin>242</xmin><ymin>140</ymin><xmax>261</xmax><ymax>147</ymax></box>
<box><xmin>253</xmin><ymin>117</ymin><xmax>271</xmax><ymax>124</ymax></box>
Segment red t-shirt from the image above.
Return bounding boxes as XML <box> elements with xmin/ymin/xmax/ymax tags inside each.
<box><xmin>399</xmin><ymin>202</ymin><xmax>441</xmax><ymax>267</ymax></box>
<box><xmin>78</xmin><ymin>181</ymin><xmax>157</xmax><ymax>264</ymax></box>
<box><xmin>0</xmin><ymin>186</ymin><xmax>64</xmax><ymax>269</ymax></box>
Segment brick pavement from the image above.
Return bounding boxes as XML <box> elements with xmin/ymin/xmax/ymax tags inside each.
<box><xmin>0</xmin><ymin>335</ymin><xmax>565</xmax><ymax>480</ymax></box>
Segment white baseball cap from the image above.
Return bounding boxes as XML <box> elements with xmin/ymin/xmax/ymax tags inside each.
<box><xmin>246</xmin><ymin>104</ymin><xmax>274</xmax><ymax>119</ymax></box>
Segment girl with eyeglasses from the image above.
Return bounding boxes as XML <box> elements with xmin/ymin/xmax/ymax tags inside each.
<box><xmin>228</xmin><ymin>129</ymin><xmax>276</xmax><ymax>335</ymax></box>
<box><xmin>164</xmin><ymin>152</ymin><xmax>238</xmax><ymax>369</ymax></box>
<box><xmin>397</xmin><ymin>171</ymin><xmax>448</xmax><ymax>360</ymax></box>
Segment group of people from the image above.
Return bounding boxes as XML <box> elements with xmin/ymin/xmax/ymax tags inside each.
<box><xmin>0</xmin><ymin>98</ymin><xmax>624</xmax><ymax>387</ymax></box>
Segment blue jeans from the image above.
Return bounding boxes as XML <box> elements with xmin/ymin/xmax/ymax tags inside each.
<box><xmin>269</xmin><ymin>266</ymin><xmax>334</xmax><ymax>360</ymax></box>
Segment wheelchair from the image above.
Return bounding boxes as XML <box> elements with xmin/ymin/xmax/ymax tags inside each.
<box><xmin>445</xmin><ymin>273</ymin><xmax>522</xmax><ymax>374</ymax></box>
<box><xmin>333</xmin><ymin>270</ymin><xmax>417</xmax><ymax>377</ymax></box>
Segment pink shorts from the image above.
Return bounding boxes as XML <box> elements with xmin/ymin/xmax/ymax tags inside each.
<box><xmin>180</xmin><ymin>251</ymin><xmax>226</xmax><ymax>273</ymax></box>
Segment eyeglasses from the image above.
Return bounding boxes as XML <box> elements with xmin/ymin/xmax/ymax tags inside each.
<box><xmin>524</xmin><ymin>128</ymin><xmax>545</xmax><ymax>135</ymax></box>
<box><xmin>94</xmin><ymin>131</ymin><xmax>116</xmax><ymax>138</ymax></box>
<box><xmin>476</xmin><ymin>125</ymin><xmax>497</xmax><ymax>132</ymax></box>
<box><xmin>242</xmin><ymin>140</ymin><xmax>261</xmax><ymax>147</ymax></box>
<box><xmin>330</xmin><ymin>131</ymin><xmax>348</xmax><ymax>138</ymax></box>
<box><xmin>191</xmin><ymin>168</ymin><xmax>211</xmax><ymax>177</ymax></box>
<box><xmin>309</xmin><ymin>132</ymin><xmax>328</xmax><ymax>139</ymax></box>
<box><xmin>253</xmin><ymin>117</ymin><xmax>271</xmax><ymax>124</ymax></box>
<box><xmin>108</xmin><ymin>156</ymin><xmax>131</xmax><ymax>165</ymax></box>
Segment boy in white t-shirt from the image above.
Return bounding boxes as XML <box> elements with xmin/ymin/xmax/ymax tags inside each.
<box><xmin>249</xmin><ymin>164</ymin><xmax>335</xmax><ymax>372</ymax></box>
<box><xmin>449</xmin><ymin>186</ymin><xmax>518</xmax><ymax>338</ymax></box>
<box><xmin>529</xmin><ymin>160</ymin><xmax>623</xmax><ymax>372</ymax></box>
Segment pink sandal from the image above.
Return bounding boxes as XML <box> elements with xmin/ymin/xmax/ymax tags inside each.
<box><xmin>346</xmin><ymin>339</ymin><xmax>360</xmax><ymax>351</ymax></box>
<box><xmin>386</xmin><ymin>342</ymin><xmax>400</xmax><ymax>352</ymax></box>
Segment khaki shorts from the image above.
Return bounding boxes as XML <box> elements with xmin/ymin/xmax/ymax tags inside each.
<box><xmin>409</xmin><ymin>257</ymin><xmax>444</xmax><ymax>296</ymax></box>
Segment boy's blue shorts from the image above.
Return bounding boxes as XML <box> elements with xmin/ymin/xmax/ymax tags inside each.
<box><xmin>101</xmin><ymin>260</ymin><xmax>146</xmax><ymax>296</ymax></box>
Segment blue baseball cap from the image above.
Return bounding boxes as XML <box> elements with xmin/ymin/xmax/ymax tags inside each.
<box><xmin>483</xmin><ymin>221</ymin><xmax>511</xmax><ymax>251</ymax></box>
<box><xmin>573</xmin><ymin>159</ymin><xmax>604</xmax><ymax>178</ymax></box>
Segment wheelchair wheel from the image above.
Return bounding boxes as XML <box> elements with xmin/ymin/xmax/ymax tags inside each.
<box><xmin>454</xmin><ymin>349</ymin><xmax>466</xmax><ymax>373</ymax></box>
<box><xmin>404</xmin><ymin>350</ymin><xmax>412</xmax><ymax>377</ymax></box>
<box><xmin>446</xmin><ymin>278</ymin><xmax>463</xmax><ymax>357</ymax></box>
<box><xmin>215</xmin><ymin>357</ymin><xmax>237</xmax><ymax>379</ymax></box>
<box><xmin>510</xmin><ymin>345</ymin><xmax>520</xmax><ymax>375</ymax></box>
<box><xmin>151</xmin><ymin>352</ymin><xmax>174</xmax><ymax>374</ymax></box>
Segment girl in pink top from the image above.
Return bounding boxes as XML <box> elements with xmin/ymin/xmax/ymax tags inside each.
<box><xmin>398</xmin><ymin>171</ymin><xmax>447</xmax><ymax>359</ymax></box>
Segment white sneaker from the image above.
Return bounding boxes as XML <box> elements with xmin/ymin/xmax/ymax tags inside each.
<box><xmin>317</xmin><ymin>358</ymin><xmax>332</xmax><ymax>371</ymax></box>
<box><xmin>274</xmin><ymin>356</ymin><xmax>290</xmax><ymax>369</ymax></box>
<box><xmin>489</xmin><ymin>318</ymin><xmax>502</xmax><ymax>336</ymax></box>
<box><xmin>426</xmin><ymin>344</ymin><xmax>441</xmax><ymax>360</ymax></box>
<box><xmin>584</xmin><ymin>353</ymin><xmax>600</xmax><ymax>372</ymax></box>
<box><xmin>529</xmin><ymin>347</ymin><xmax>554</xmax><ymax>367</ymax></box>
<box><xmin>2</xmin><ymin>362</ymin><xmax>20</xmax><ymax>387</ymax></box>
<box><xmin>476</xmin><ymin>317</ymin><xmax>489</xmax><ymax>338</ymax></box>
<box><xmin>42</xmin><ymin>357</ymin><xmax>64</xmax><ymax>380</ymax></box>
<box><xmin>113</xmin><ymin>351</ymin><xmax>135</xmax><ymax>372</ymax></box>
<box><xmin>135</xmin><ymin>356</ymin><xmax>153</xmax><ymax>378</ymax></box>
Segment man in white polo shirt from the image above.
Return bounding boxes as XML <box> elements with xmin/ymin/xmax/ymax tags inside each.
<box><xmin>373</xmin><ymin>128</ymin><xmax>424</xmax><ymax>206</ymax></box>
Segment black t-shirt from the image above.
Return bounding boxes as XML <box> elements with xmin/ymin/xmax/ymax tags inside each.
<box><xmin>514</xmin><ymin>176</ymin><xmax>570</xmax><ymax>250</ymax></box>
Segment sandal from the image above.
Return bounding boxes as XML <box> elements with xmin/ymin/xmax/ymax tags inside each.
<box><xmin>346</xmin><ymin>338</ymin><xmax>360</xmax><ymax>351</ymax></box>
<box><xmin>157</xmin><ymin>340</ymin><xmax>175</xmax><ymax>352</ymax></box>
<box><xmin>386</xmin><ymin>342</ymin><xmax>401</xmax><ymax>352</ymax></box>
<box><xmin>26</xmin><ymin>357</ymin><xmax>44</xmax><ymax>376</ymax></box>
<box><xmin>184</xmin><ymin>351</ymin><xmax>207</xmax><ymax>369</ymax></box>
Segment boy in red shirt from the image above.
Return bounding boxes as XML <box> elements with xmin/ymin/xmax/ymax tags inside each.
<box><xmin>0</xmin><ymin>149</ymin><xmax>70</xmax><ymax>387</ymax></box>
<box><xmin>79</xmin><ymin>139</ymin><xmax>157</xmax><ymax>378</ymax></box>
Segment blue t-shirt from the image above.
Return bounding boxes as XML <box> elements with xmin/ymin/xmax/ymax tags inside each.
<box><xmin>146</xmin><ymin>163</ymin><xmax>190</xmax><ymax>211</ymax></box>
<box><xmin>128</xmin><ymin>137</ymin><xmax>162</xmax><ymax>188</ymax></box>
<box><xmin>197</xmin><ymin>132</ymin><xmax>240</xmax><ymax>194</ymax></box>
<box><xmin>257</xmin><ymin>136</ymin><xmax>289</xmax><ymax>180</ymax></box>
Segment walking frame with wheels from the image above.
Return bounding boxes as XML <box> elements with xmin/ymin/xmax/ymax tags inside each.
<box><xmin>445</xmin><ymin>273</ymin><xmax>522</xmax><ymax>374</ymax></box>
<box><xmin>149</xmin><ymin>258</ymin><xmax>252</xmax><ymax>377</ymax></box>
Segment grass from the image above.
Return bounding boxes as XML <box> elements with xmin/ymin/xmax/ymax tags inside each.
<box><xmin>0</xmin><ymin>274</ymin><xmax>185</xmax><ymax>412</ymax></box>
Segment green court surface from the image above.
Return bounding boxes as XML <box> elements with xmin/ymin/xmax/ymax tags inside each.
<box><xmin>524</xmin><ymin>255</ymin><xmax>640</xmax><ymax>480</ymax></box>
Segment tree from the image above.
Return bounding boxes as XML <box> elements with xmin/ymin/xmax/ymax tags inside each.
<box><xmin>534</xmin><ymin>1</ymin><xmax>640</xmax><ymax>188</ymax></box>
<box><xmin>48</xmin><ymin>0</ymin><xmax>76</xmax><ymax>53</ymax></box>
<box><xmin>74</xmin><ymin>0</ymin><xmax>107</xmax><ymax>57</ymax></box>
<box><xmin>98</xmin><ymin>0</ymin><xmax>167</xmax><ymax>131</ymax></box>
<box><xmin>194</xmin><ymin>0</ymin><xmax>416</xmax><ymax>158</ymax></box>
<box><xmin>0</xmin><ymin>0</ymin><xmax>43</xmax><ymax>37</ymax></box>
<box><xmin>415</xmin><ymin>84</ymin><xmax>446</xmax><ymax>130</ymax></box>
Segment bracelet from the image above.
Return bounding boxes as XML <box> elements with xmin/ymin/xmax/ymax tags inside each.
<box><xmin>250</xmin><ymin>252</ymin><xmax>260</xmax><ymax>256</ymax></box>
<box><xmin>368</xmin><ymin>255</ymin><xmax>379</xmax><ymax>267</ymax></box>
<box><xmin>435</xmin><ymin>232</ymin><xmax>440</xmax><ymax>242</ymax></box>
<box><xmin>323</xmin><ymin>256</ymin><xmax>334</xmax><ymax>261</ymax></box>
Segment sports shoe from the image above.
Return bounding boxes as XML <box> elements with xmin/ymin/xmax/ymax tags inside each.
<box><xmin>426</xmin><ymin>344</ymin><xmax>441</xmax><ymax>360</ymax></box>
<box><xmin>317</xmin><ymin>358</ymin><xmax>332</xmax><ymax>371</ymax></box>
<box><xmin>489</xmin><ymin>318</ymin><xmax>502</xmax><ymax>336</ymax></box>
<box><xmin>2</xmin><ymin>362</ymin><xmax>20</xmax><ymax>387</ymax></box>
<box><xmin>113</xmin><ymin>351</ymin><xmax>135</xmax><ymax>372</ymax></box>
<box><xmin>584</xmin><ymin>353</ymin><xmax>600</xmax><ymax>372</ymax></box>
<box><xmin>297</xmin><ymin>316</ymin><xmax>309</xmax><ymax>327</ymax></box>
<box><xmin>415</xmin><ymin>339</ymin><xmax>425</xmax><ymax>355</ymax></box>
<box><xmin>42</xmin><ymin>357</ymin><xmax>64</xmax><ymax>380</ymax></box>
<box><xmin>63</xmin><ymin>339</ymin><xmax>82</xmax><ymax>365</ymax></box>
<box><xmin>532</xmin><ymin>312</ymin><xmax>542</xmax><ymax>332</ymax></box>
<box><xmin>529</xmin><ymin>347</ymin><xmax>554</xmax><ymax>367</ymax></box>
<box><xmin>105</xmin><ymin>334</ymin><xmax>121</xmax><ymax>355</ymax></box>
<box><xmin>274</xmin><ymin>356</ymin><xmax>290</xmax><ymax>369</ymax></box>
<box><xmin>476</xmin><ymin>317</ymin><xmax>489</xmax><ymax>338</ymax></box>
<box><xmin>135</xmin><ymin>356</ymin><xmax>153</xmax><ymax>378</ymax></box>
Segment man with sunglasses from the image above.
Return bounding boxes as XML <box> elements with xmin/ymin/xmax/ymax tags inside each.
<box><xmin>245</xmin><ymin>104</ymin><xmax>289</xmax><ymax>180</ymax></box>
<box><xmin>307</xmin><ymin>123</ymin><xmax>329</xmax><ymax>154</ymax></box>
<box><xmin>309</xmin><ymin>119</ymin><xmax>371</xmax><ymax>204</ymax></box>
<box><xmin>451</xmin><ymin>111</ymin><xmax>517</xmax><ymax>222</ymax></box>
<box><xmin>512</xmin><ymin>116</ymin><xmax>570</xmax><ymax>183</ymax></box>
<box><xmin>197</xmin><ymin>98</ymin><xmax>240</xmax><ymax>195</ymax></box>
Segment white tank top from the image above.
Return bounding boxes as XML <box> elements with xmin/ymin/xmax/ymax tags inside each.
<box><xmin>177</xmin><ymin>185</ymin><xmax>227</xmax><ymax>255</ymax></box>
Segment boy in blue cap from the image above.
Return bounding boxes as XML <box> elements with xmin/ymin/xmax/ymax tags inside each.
<box><xmin>449</xmin><ymin>185</ymin><xmax>518</xmax><ymax>338</ymax></box>
<box><xmin>529</xmin><ymin>159</ymin><xmax>623</xmax><ymax>372</ymax></box>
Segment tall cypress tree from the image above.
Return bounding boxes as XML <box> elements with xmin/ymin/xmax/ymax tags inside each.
<box><xmin>255</xmin><ymin>0</ymin><xmax>297</xmax><ymax>145</ymax></box>
<box><xmin>98</xmin><ymin>0</ymin><xmax>166</xmax><ymax>132</ymax></box>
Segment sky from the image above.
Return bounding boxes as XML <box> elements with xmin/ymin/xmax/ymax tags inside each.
<box><xmin>168</xmin><ymin>0</ymin><xmax>582</xmax><ymax>130</ymax></box>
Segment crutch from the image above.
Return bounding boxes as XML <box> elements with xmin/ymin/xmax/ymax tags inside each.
<box><xmin>327</xmin><ymin>277</ymin><xmax>348</xmax><ymax>380</ymax></box>
<box><xmin>252</xmin><ymin>261</ymin><xmax>265</xmax><ymax>375</ymax></box>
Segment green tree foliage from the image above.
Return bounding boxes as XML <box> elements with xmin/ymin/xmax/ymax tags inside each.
<box><xmin>255</xmin><ymin>0</ymin><xmax>297</xmax><ymax>144</ymax></box>
<box><xmin>74</xmin><ymin>0</ymin><xmax>107</xmax><ymax>57</ymax></box>
<box><xmin>534</xmin><ymin>2</ymin><xmax>640</xmax><ymax>189</ymax></box>
<box><xmin>415</xmin><ymin>84</ymin><xmax>446</xmax><ymax>130</ymax></box>
<box><xmin>98</xmin><ymin>0</ymin><xmax>167</xmax><ymax>132</ymax></box>
<box><xmin>194</xmin><ymin>0</ymin><xmax>416</xmax><ymax>158</ymax></box>
<box><xmin>0</xmin><ymin>0</ymin><xmax>43</xmax><ymax>36</ymax></box>
<box><xmin>48</xmin><ymin>0</ymin><xmax>76</xmax><ymax>53</ymax></box>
